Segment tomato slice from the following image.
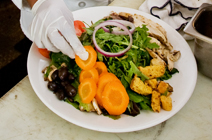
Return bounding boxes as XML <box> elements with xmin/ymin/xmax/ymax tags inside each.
<box><xmin>37</xmin><ymin>20</ymin><xmax>85</xmax><ymax>58</ymax></box>
<box><xmin>74</xmin><ymin>20</ymin><xmax>86</xmax><ymax>37</ymax></box>
<box><xmin>38</xmin><ymin>48</ymin><xmax>50</xmax><ymax>58</ymax></box>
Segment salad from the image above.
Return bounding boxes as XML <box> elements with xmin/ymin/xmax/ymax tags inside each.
<box><xmin>42</xmin><ymin>11</ymin><xmax>181</xmax><ymax>119</ymax></box>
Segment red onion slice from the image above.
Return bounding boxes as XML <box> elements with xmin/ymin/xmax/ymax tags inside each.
<box><xmin>101</xmin><ymin>20</ymin><xmax>135</xmax><ymax>35</ymax></box>
<box><xmin>92</xmin><ymin>20</ymin><xmax>133</xmax><ymax>57</ymax></box>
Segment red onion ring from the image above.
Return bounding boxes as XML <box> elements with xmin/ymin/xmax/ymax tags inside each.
<box><xmin>101</xmin><ymin>20</ymin><xmax>135</xmax><ymax>35</ymax></box>
<box><xmin>92</xmin><ymin>20</ymin><xmax>133</xmax><ymax>57</ymax></box>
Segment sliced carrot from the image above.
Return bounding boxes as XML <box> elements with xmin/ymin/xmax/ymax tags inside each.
<box><xmin>94</xmin><ymin>61</ymin><xmax>108</xmax><ymax>75</ymax></box>
<box><xmin>95</xmin><ymin>73</ymin><xmax>120</xmax><ymax>107</ymax></box>
<box><xmin>79</xmin><ymin>68</ymin><xmax>99</xmax><ymax>84</ymax></box>
<box><xmin>75</xmin><ymin>46</ymin><xmax>97</xmax><ymax>70</ymax></box>
<box><xmin>78</xmin><ymin>78</ymin><xmax>97</xmax><ymax>103</ymax></box>
<box><xmin>99</xmin><ymin>71</ymin><xmax>108</xmax><ymax>78</ymax></box>
<box><xmin>102</xmin><ymin>81</ymin><xmax>129</xmax><ymax>115</ymax></box>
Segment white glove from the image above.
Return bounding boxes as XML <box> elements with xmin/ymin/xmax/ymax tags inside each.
<box><xmin>31</xmin><ymin>0</ymin><xmax>89</xmax><ymax>60</ymax></box>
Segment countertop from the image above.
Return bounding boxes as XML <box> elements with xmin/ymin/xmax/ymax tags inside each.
<box><xmin>1</xmin><ymin>0</ymin><xmax>212</xmax><ymax>139</ymax></box>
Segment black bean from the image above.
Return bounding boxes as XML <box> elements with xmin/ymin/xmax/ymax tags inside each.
<box><xmin>51</xmin><ymin>70</ymin><xmax>59</xmax><ymax>81</ymax></box>
<box><xmin>54</xmin><ymin>89</ymin><xmax>66</xmax><ymax>100</ymax></box>
<box><xmin>58</xmin><ymin>67</ymin><xmax>69</xmax><ymax>81</ymax></box>
<box><xmin>68</xmin><ymin>73</ymin><xmax>75</xmax><ymax>82</ymax></box>
<box><xmin>64</xmin><ymin>84</ymin><xmax>77</xmax><ymax>97</ymax></box>
<box><xmin>47</xmin><ymin>81</ymin><xmax>59</xmax><ymax>91</ymax></box>
<box><xmin>61</xmin><ymin>81</ymin><xmax>69</xmax><ymax>87</ymax></box>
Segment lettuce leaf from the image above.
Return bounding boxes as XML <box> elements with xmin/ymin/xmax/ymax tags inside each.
<box><xmin>127</xmin><ymin>88</ymin><xmax>152</xmax><ymax>111</ymax></box>
<box><xmin>73</xmin><ymin>94</ymin><xmax>94</xmax><ymax>112</ymax></box>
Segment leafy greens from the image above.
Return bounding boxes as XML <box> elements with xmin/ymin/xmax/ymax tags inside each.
<box><xmin>46</xmin><ymin>18</ymin><xmax>179</xmax><ymax>117</ymax></box>
<box><xmin>78</xmin><ymin>20</ymin><xmax>161</xmax><ymax>113</ymax></box>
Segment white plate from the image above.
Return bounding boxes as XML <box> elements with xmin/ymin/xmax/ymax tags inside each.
<box><xmin>27</xmin><ymin>6</ymin><xmax>197</xmax><ymax>133</ymax></box>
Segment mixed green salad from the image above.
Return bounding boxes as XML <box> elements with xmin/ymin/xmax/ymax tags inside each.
<box><xmin>43</xmin><ymin>13</ymin><xmax>179</xmax><ymax>119</ymax></box>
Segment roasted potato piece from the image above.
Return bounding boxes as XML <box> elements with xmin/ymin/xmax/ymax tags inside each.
<box><xmin>150</xmin><ymin>58</ymin><xmax>166</xmax><ymax>66</ymax></box>
<box><xmin>130</xmin><ymin>75</ymin><xmax>152</xmax><ymax>95</ymax></box>
<box><xmin>157</xmin><ymin>81</ymin><xmax>169</xmax><ymax>94</ymax></box>
<box><xmin>157</xmin><ymin>81</ymin><xmax>173</xmax><ymax>96</ymax></box>
<box><xmin>145</xmin><ymin>79</ymin><xmax>158</xmax><ymax>89</ymax></box>
<box><xmin>146</xmin><ymin>48</ymin><xmax>166</xmax><ymax>66</ymax></box>
<box><xmin>160</xmin><ymin>95</ymin><xmax>172</xmax><ymax>111</ymax></box>
<box><xmin>151</xmin><ymin>90</ymin><xmax>161</xmax><ymax>113</ymax></box>
<box><xmin>138</xmin><ymin>65</ymin><xmax>165</xmax><ymax>79</ymax></box>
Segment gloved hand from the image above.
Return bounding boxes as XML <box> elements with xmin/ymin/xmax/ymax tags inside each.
<box><xmin>31</xmin><ymin>0</ymin><xmax>89</xmax><ymax>60</ymax></box>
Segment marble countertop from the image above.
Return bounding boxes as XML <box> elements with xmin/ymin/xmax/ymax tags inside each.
<box><xmin>1</xmin><ymin>0</ymin><xmax>212</xmax><ymax>139</ymax></box>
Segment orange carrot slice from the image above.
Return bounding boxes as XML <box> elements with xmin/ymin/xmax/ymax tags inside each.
<box><xmin>94</xmin><ymin>61</ymin><xmax>108</xmax><ymax>75</ymax></box>
<box><xmin>75</xmin><ymin>46</ymin><xmax>97</xmax><ymax>70</ymax></box>
<box><xmin>99</xmin><ymin>71</ymin><xmax>109</xmax><ymax>78</ymax></box>
<box><xmin>102</xmin><ymin>81</ymin><xmax>129</xmax><ymax>115</ymax></box>
<box><xmin>95</xmin><ymin>73</ymin><xmax>120</xmax><ymax>107</ymax></box>
<box><xmin>78</xmin><ymin>78</ymin><xmax>97</xmax><ymax>103</ymax></box>
<box><xmin>79</xmin><ymin>68</ymin><xmax>99</xmax><ymax>84</ymax></box>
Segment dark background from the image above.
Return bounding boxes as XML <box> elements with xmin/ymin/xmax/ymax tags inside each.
<box><xmin>0</xmin><ymin>0</ymin><xmax>32</xmax><ymax>97</ymax></box>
